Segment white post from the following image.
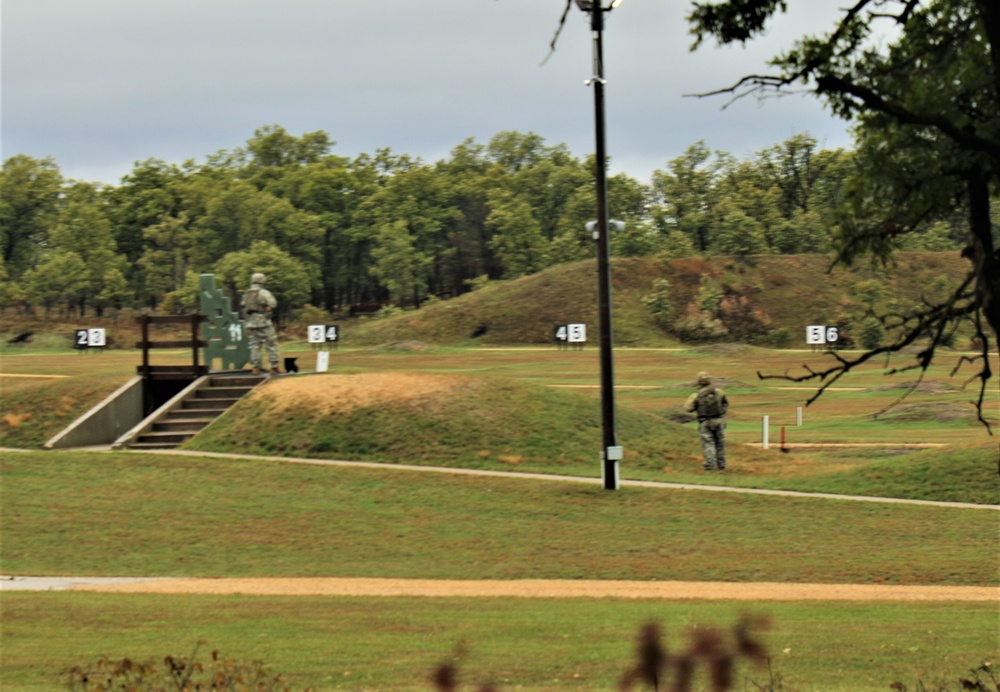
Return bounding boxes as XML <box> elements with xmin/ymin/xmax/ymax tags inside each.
<box><xmin>797</xmin><ymin>406</ymin><xmax>803</xmax><ymax>427</ymax></box>
<box><xmin>762</xmin><ymin>415</ymin><xmax>770</xmax><ymax>449</ymax></box>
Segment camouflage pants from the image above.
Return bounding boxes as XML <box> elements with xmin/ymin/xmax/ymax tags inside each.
<box><xmin>247</xmin><ymin>324</ymin><xmax>280</xmax><ymax>370</ymax></box>
<box><xmin>698</xmin><ymin>417</ymin><xmax>726</xmax><ymax>470</ymax></box>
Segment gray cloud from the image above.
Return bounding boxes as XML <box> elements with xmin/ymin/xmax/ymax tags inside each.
<box><xmin>2</xmin><ymin>0</ymin><xmax>854</xmax><ymax>184</ymax></box>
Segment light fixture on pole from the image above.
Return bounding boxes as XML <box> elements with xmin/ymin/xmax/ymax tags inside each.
<box><xmin>576</xmin><ymin>0</ymin><xmax>623</xmax><ymax>490</ymax></box>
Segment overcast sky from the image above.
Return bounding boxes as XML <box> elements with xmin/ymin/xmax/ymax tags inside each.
<box><xmin>3</xmin><ymin>1</ymin><xmax>856</xmax><ymax>186</ymax></box>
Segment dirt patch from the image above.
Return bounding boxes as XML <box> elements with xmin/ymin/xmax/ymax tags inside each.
<box><xmin>878</xmin><ymin>402</ymin><xmax>976</xmax><ymax>423</ymax></box>
<box><xmin>259</xmin><ymin>373</ymin><xmax>464</xmax><ymax>414</ymax></box>
<box><xmin>367</xmin><ymin>340</ymin><xmax>431</xmax><ymax>352</ymax></box>
<box><xmin>868</xmin><ymin>380</ymin><xmax>959</xmax><ymax>394</ymax></box>
<box><xmin>72</xmin><ymin>578</ymin><xmax>999</xmax><ymax>602</ymax></box>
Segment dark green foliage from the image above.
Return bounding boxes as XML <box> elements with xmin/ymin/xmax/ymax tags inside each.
<box><xmin>5</xmin><ymin>127</ymin><xmax>958</xmax><ymax>319</ymax></box>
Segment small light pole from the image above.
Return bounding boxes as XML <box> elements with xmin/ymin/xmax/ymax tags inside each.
<box><xmin>576</xmin><ymin>0</ymin><xmax>623</xmax><ymax>490</ymax></box>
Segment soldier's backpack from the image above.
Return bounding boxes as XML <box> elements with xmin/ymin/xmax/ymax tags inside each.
<box><xmin>243</xmin><ymin>288</ymin><xmax>262</xmax><ymax>315</ymax></box>
<box><xmin>696</xmin><ymin>386</ymin><xmax>725</xmax><ymax>418</ymax></box>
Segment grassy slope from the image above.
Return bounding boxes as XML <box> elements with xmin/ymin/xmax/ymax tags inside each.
<box><xmin>0</xmin><ymin>371</ymin><xmax>132</xmax><ymax>448</ymax></box>
<box><xmin>2</xmin><ymin>450</ymin><xmax>996</xmax><ymax>689</ymax></box>
<box><xmin>0</xmin><ymin>251</ymin><xmax>974</xmax><ymax>350</ymax></box>
<box><xmin>186</xmin><ymin>373</ymin><xmax>999</xmax><ymax>505</ymax></box>
<box><xmin>2</xmin><ymin>451</ymin><xmax>994</xmax><ymax>585</ymax></box>
<box><xmin>342</xmin><ymin>252</ymin><xmax>972</xmax><ymax>346</ymax></box>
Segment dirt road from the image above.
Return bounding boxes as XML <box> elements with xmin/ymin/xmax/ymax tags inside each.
<box><xmin>3</xmin><ymin>576</ymin><xmax>996</xmax><ymax>601</ymax></box>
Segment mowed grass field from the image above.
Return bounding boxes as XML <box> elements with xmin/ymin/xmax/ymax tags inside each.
<box><xmin>1</xmin><ymin>344</ymin><xmax>998</xmax><ymax>690</ymax></box>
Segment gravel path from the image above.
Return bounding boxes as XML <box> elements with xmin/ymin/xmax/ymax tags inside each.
<box><xmin>3</xmin><ymin>576</ymin><xmax>996</xmax><ymax>601</ymax></box>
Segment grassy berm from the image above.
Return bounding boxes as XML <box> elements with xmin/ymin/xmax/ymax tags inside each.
<box><xmin>185</xmin><ymin>372</ymin><xmax>999</xmax><ymax>504</ymax></box>
<box><xmin>186</xmin><ymin>372</ymin><xmax>713</xmax><ymax>476</ymax></box>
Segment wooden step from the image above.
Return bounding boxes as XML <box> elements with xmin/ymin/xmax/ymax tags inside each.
<box><xmin>134</xmin><ymin>431</ymin><xmax>192</xmax><ymax>446</ymax></box>
<box><xmin>209</xmin><ymin>375</ymin><xmax>261</xmax><ymax>388</ymax></box>
<box><xmin>195</xmin><ymin>387</ymin><xmax>251</xmax><ymax>399</ymax></box>
<box><xmin>123</xmin><ymin>372</ymin><xmax>263</xmax><ymax>449</ymax></box>
<box><xmin>153</xmin><ymin>420</ymin><xmax>211</xmax><ymax>433</ymax></box>
<box><xmin>181</xmin><ymin>398</ymin><xmax>239</xmax><ymax>411</ymax></box>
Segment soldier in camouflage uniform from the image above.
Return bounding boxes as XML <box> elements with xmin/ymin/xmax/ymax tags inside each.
<box><xmin>684</xmin><ymin>371</ymin><xmax>729</xmax><ymax>470</ymax></box>
<box><xmin>242</xmin><ymin>272</ymin><xmax>281</xmax><ymax>375</ymax></box>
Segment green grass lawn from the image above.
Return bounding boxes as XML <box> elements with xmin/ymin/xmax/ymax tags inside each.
<box><xmin>2</xmin><ymin>451</ymin><xmax>996</xmax><ymax>584</ymax></box>
<box><xmin>2</xmin><ymin>345</ymin><xmax>998</xmax><ymax>690</ymax></box>
<box><xmin>2</xmin><ymin>593</ymin><xmax>995</xmax><ymax>691</ymax></box>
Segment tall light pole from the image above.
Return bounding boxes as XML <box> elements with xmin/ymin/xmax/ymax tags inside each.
<box><xmin>576</xmin><ymin>0</ymin><xmax>623</xmax><ymax>490</ymax></box>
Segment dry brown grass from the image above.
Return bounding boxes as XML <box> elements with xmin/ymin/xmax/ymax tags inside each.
<box><xmin>2</xmin><ymin>412</ymin><xmax>32</xmax><ymax>428</ymax></box>
<box><xmin>259</xmin><ymin>372</ymin><xmax>467</xmax><ymax>414</ymax></box>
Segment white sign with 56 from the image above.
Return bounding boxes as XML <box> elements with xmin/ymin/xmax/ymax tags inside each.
<box><xmin>806</xmin><ymin>325</ymin><xmax>839</xmax><ymax>345</ymax></box>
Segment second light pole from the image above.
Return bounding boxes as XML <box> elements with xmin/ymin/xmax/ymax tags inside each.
<box><xmin>577</xmin><ymin>0</ymin><xmax>622</xmax><ymax>490</ymax></box>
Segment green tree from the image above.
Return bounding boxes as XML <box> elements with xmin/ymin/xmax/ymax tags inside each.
<box><xmin>50</xmin><ymin>182</ymin><xmax>129</xmax><ymax>315</ymax></box>
<box><xmin>712</xmin><ymin>208</ymin><xmax>769</xmax><ymax>259</ymax></box>
<box><xmin>22</xmin><ymin>251</ymin><xmax>88</xmax><ymax>316</ymax></box>
<box><xmin>275</xmin><ymin>158</ymin><xmax>378</xmax><ymax>310</ymax></box>
<box><xmin>649</xmin><ymin>142</ymin><xmax>722</xmax><ymax>251</ymax></box>
<box><xmin>0</xmin><ymin>155</ymin><xmax>62</xmax><ymax>280</ymax></box>
<box><xmin>244</xmin><ymin>124</ymin><xmax>332</xmax><ymax>169</ymax></box>
<box><xmin>138</xmin><ymin>214</ymin><xmax>194</xmax><ymax>307</ymax></box>
<box><xmin>486</xmin><ymin>191</ymin><xmax>551</xmax><ymax>278</ymax></box>
<box><xmin>690</xmin><ymin>0</ymin><xmax>999</xmax><ymax>428</ymax></box>
<box><xmin>369</xmin><ymin>219</ymin><xmax>432</xmax><ymax>306</ymax></box>
<box><xmin>213</xmin><ymin>241</ymin><xmax>311</xmax><ymax>322</ymax></box>
<box><xmin>436</xmin><ymin>140</ymin><xmax>504</xmax><ymax>284</ymax></box>
<box><xmin>104</xmin><ymin>159</ymin><xmax>187</xmax><ymax>266</ymax></box>
<box><xmin>355</xmin><ymin>162</ymin><xmax>459</xmax><ymax>300</ymax></box>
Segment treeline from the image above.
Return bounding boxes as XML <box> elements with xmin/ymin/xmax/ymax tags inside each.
<box><xmin>0</xmin><ymin>126</ymin><xmax>967</xmax><ymax>318</ymax></box>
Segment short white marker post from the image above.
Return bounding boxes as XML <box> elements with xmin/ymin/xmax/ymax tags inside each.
<box><xmin>797</xmin><ymin>406</ymin><xmax>803</xmax><ymax>427</ymax></box>
<box><xmin>762</xmin><ymin>415</ymin><xmax>770</xmax><ymax>450</ymax></box>
<box><xmin>316</xmin><ymin>351</ymin><xmax>330</xmax><ymax>373</ymax></box>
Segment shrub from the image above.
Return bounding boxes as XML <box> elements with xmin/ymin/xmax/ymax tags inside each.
<box><xmin>374</xmin><ymin>305</ymin><xmax>405</xmax><ymax>320</ymax></box>
<box><xmin>859</xmin><ymin>316</ymin><xmax>885</xmax><ymax>350</ymax></box>
<box><xmin>63</xmin><ymin>642</ymin><xmax>291</xmax><ymax>691</ymax></box>
<box><xmin>294</xmin><ymin>303</ymin><xmax>330</xmax><ymax>325</ymax></box>
<box><xmin>768</xmin><ymin>327</ymin><xmax>792</xmax><ymax>348</ymax></box>
<box><xmin>641</xmin><ymin>279</ymin><xmax>674</xmax><ymax>329</ymax></box>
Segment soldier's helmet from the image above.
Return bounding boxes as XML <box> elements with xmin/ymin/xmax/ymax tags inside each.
<box><xmin>696</xmin><ymin>371</ymin><xmax>712</xmax><ymax>386</ymax></box>
<box><xmin>251</xmin><ymin>272</ymin><xmax>266</xmax><ymax>285</ymax></box>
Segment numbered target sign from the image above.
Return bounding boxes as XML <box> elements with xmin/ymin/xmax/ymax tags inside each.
<box><xmin>308</xmin><ymin>324</ymin><xmax>339</xmax><ymax>344</ymax></box>
<box><xmin>555</xmin><ymin>323</ymin><xmax>587</xmax><ymax>344</ymax></box>
<box><xmin>806</xmin><ymin>325</ymin><xmax>839</xmax><ymax>345</ymax></box>
<box><xmin>75</xmin><ymin>328</ymin><xmax>106</xmax><ymax>349</ymax></box>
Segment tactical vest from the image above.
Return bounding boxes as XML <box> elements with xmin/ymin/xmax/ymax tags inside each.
<box><xmin>696</xmin><ymin>386</ymin><xmax>725</xmax><ymax>419</ymax></box>
<box><xmin>243</xmin><ymin>288</ymin><xmax>263</xmax><ymax>314</ymax></box>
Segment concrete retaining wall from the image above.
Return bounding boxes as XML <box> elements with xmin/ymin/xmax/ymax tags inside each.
<box><xmin>44</xmin><ymin>377</ymin><xmax>145</xmax><ymax>449</ymax></box>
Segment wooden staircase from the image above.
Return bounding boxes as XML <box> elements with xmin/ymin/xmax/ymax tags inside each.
<box><xmin>127</xmin><ymin>373</ymin><xmax>263</xmax><ymax>450</ymax></box>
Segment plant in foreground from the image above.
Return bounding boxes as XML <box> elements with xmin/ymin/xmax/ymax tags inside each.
<box><xmin>62</xmin><ymin>641</ymin><xmax>292</xmax><ymax>691</ymax></box>
<box><xmin>890</xmin><ymin>661</ymin><xmax>998</xmax><ymax>691</ymax></box>
<box><xmin>618</xmin><ymin>616</ymin><xmax>770</xmax><ymax>692</ymax></box>
<box><xmin>429</xmin><ymin>616</ymin><xmax>773</xmax><ymax>692</ymax></box>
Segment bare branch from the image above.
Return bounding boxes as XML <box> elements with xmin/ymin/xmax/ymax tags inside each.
<box><xmin>757</xmin><ymin>268</ymin><xmax>994</xmax><ymax>429</ymax></box>
<box><xmin>540</xmin><ymin>0</ymin><xmax>574</xmax><ymax>67</ymax></box>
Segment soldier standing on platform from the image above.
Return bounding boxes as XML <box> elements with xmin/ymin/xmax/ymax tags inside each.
<box><xmin>242</xmin><ymin>272</ymin><xmax>281</xmax><ymax>375</ymax></box>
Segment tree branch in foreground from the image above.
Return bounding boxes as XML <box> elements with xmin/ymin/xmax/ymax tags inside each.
<box><xmin>757</xmin><ymin>272</ymin><xmax>993</xmax><ymax>436</ymax></box>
